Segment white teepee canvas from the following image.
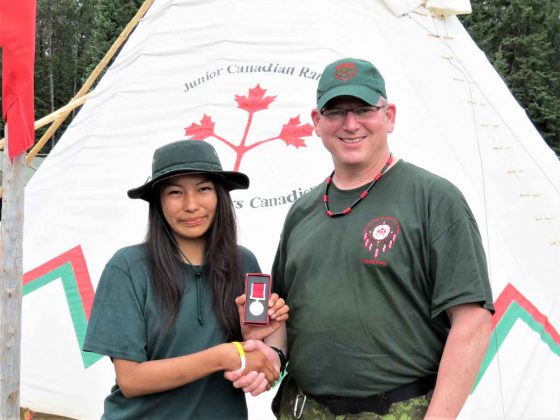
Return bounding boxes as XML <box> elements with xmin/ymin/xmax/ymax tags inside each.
<box><xmin>22</xmin><ymin>0</ymin><xmax>560</xmax><ymax>418</ymax></box>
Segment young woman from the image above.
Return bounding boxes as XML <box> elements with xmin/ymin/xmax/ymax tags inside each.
<box><xmin>83</xmin><ymin>140</ymin><xmax>288</xmax><ymax>419</ymax></box>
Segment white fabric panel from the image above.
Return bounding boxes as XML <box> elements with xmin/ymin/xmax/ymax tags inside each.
<box><xmin>382</xmin><ymin>0</ymin><xmax>472</xmax><ymax>16</ymax></box>
<box><xmin>426</xmin><ymin>0</ymin><xmax>472</xmax><ymax>16</ymax></box>
<box><xmin>21</xmin><ymin>0</ymin><xmax>560</xmax><ymax>419</ymax></box>
<box><xmin>382</xmin><ymin>0</ymin><xmax>422</xmax><ymax>16</ymax></box>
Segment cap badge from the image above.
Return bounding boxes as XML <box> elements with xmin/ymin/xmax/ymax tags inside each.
<box><xmin>334</xmin><ymin>62</ymin><xmax>357</xmax><ymax>81</ymax></box>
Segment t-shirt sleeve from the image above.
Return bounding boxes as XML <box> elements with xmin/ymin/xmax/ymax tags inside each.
<box><xmin>429</xmin><ymin>207</ymin><xmax>494</xmax><ymax>319</ymax></box>
<box><xmin>83</xmin><ymin>253</ymin><xmax>148</xmax><ymax>362</ymax></box>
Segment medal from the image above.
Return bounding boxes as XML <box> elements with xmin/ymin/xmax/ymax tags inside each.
<box><xmin>248</xmin><ymin>282</ymin><xmax>266</xmax><ymax>316</ymax></box>
<box><xmin>243</xmin><ymin>273</ymin><xmax>272</xmax><ymax>325</ymax></box>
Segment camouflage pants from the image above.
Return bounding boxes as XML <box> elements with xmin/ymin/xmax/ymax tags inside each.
<box><xmin>272</xmin><ymin>375</ymin><xmax>432</xmax><ymax>420</ymax></box>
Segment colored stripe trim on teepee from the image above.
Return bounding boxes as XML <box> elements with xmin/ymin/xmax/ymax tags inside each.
<box><xmin>22</xmin><ymin>249</ymin><xmax>560</xmax><ymax>381</ymax></box>
<box><xmin>472</xmin><ymin>283</ymin><xmax>560</xmax><ymax>391</ymax></box>
<box><xmin>23</xmin><ymin>245</ymin><xmax>103</xmax><ymax>368</ymax></box>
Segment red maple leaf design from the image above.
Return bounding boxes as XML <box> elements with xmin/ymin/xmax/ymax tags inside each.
<box><xmin>184</xmin><ymin>114</ymin><xmax>215</xmax><ymax>139</ymax></box>
<box><xmin>235</xmin><ymin>84</ymin><xmax>276</xmax><ymax>113</ymax></box>
<box><xmin>183</xmin><ymin>84</ymin><xmax>315</xmax><ymax>171</ymax></box>
<box><xmin>278</xmin><ymin>116</ymin><xmax>314</xmax><ymax>148</ymax></box>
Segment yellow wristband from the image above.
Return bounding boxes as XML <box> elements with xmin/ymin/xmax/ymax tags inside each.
<box><xmin>232</xmin><ymin>341</ymin><xmax>246</xmax><ymax>373</ymax></box>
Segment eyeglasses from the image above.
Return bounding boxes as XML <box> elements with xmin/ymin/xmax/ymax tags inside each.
<box><xmin>321</xmin><ymin>105</ymin><xmax>386</xmax><ymax>122</ymax></box>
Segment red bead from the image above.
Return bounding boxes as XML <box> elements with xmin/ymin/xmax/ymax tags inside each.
<box><xmin>323</xmin><ymin>195</ymin><xmax>328</xmax><ymax>202</ymax></box>
<box><xmin>374</xmin><ymin>174</ymin><xmax>382</xmax><ymax>181</ymax></box>
<box><xmin>326</xmin><ymin>177</ymin><xmax>332</xmax><ymax>185</ymax></box>
<box><xmin>360</xmin><ymin>191</ymin><xmax>368</xmax><ymax>199</ymax></box>
<box><xmin>343</xmin><ymin>208</ymin><xmax>351</xmax><ymax>214</ymax></box>
<box><xmin>327</xmin><ymin>210</ymin><xmax>334</xmax><ymax>217</ymax></box>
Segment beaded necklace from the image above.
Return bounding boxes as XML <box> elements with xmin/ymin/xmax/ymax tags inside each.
<box><xmin>323</xmin><ymin>154</ymin><xmax>393</xmax><ymax>218</ymax></box>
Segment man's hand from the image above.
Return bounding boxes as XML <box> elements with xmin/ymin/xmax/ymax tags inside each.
<box><xmin>224</xmin><ymin>340</ymin><xmax>281</xmax><ymax>396</ymax></box>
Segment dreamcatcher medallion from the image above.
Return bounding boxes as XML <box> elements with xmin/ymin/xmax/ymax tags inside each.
<box><xmin>363</xmin><ymin>216</ymin><xmax>400</xmax><ymax>260</ymax></box>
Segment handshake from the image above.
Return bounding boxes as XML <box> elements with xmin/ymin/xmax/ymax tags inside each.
<box><xmin>223</xmin><ymin>293</ymin><xmax>289</xmax><ymax>396</ymax></box>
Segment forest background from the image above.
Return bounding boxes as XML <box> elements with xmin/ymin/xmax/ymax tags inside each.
<box><xmin>1</xmin><ymin>0</ymin><xmax>559</xmax><ymax>158</ymax></box>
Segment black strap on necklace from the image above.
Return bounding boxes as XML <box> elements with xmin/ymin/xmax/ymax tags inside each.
<box><xmin>159</xmin><ymin>212</ymin><xmax>204</xmax><ymax>275</ymax></box>
<box><xmin>324</xmin><ymin>154</ymin><xmax>393</xmax><ymax>218</ymax></box>
<box><xmin>174</xmin><ymin>245</ymin><xmax>205</xmax><ymax>325</ymax></box>
<box><xmin>177</xmin><ymin>246</ymin><xmax>203</xmax><ymax>276</ymax></box>
<box><xmin>157</xmin><ymin>214</ymin><xmax>205</xmax><ymax>325</ymax></box>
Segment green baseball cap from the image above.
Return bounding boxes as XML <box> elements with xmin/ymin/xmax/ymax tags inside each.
<box><xmin>128</xmin><ymin>140</ymin><xmax>249</xmax><ymax>201</ymax></box>
<box><xmin>317</xmin><ymin>58</ymin><xmax>387</xmax><ymax>110</ymax></box>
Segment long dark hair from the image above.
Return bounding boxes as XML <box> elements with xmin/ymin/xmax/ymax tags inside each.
<box><xmin>144</xmin><ymin>178</ymin><xmax>243</xmax><ymax>340</ymax></box>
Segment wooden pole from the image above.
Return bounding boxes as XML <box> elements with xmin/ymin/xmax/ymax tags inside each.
<box><xmin>0</xmin><ymin>124</ymin><xmax>24</xmax><ymax>418</ymax></box>
<box><xmin>0</xmin><ymin>0</ymin><xmax>156</xmax><ymax>200</ymax></box>
<box><xmin>24</xmin><ymin>0</ymin><xmax>155</xmax><ymax>165</ymax></box>
<box><xmin>32</xmin><ymin>94</ymin><xmax>90</xmax><ymax>131</ymax></box>
<box><xmin>0</xmin><ymin>94</ymin><xmax>91</xmax><ymax>153</ymax></box>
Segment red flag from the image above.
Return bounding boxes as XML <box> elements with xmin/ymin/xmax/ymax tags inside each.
<box><xmin>0</xmin><ymin>0</ymin><xmax>36</xmax><ymax>161</ymax></box>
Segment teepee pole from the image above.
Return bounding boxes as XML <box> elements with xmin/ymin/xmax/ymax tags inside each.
<box><xmin>23</xmin><ymin>0</ymin><xmax>156</xmax><ymax>165</ymax></box>
<box><xmin>0</xmin><ymin>125</ymin><xmax>25</xmax><ymax>418</ymax></box>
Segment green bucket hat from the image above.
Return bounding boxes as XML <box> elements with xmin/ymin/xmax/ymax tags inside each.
<box><xmin>128</xmin><ymin>140</ymin><xmax>249</xmax><ymax>201</ymax></box>
<box><xmin>317</xmin><ymin>58</ymin><xmax>387</xmax><ymax>110</ymax></box>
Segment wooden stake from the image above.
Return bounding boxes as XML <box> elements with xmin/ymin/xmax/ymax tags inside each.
<box><xmin>0</xmin><ymin>94</ymin><xmax>90</xmax><ymax>149</ymax></box>
<box><xmin>0</xmin><ymin>0</ymin><xmax>156</xmax><ymax>199</ymax></box>
<box><xmin>24</xmin><ymin>0</ymin><xmax>155</xmax><ymax>165</ymax></box>
<box><xmin>0</xmin><ymin>95</ymin><xmax>91</xmax><ymax>154</ymax></box>
<box><xmin>0</xmin><ymin>125</ymin><xmax>24</xmax><ymax>418</ymax></box>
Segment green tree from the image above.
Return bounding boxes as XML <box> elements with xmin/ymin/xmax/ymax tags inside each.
<box><xmin>82</xmin><ymin>0</ymin><xmax>144</xmax><ymax>78</ymax></box>
<box><xmin>462</xmin><ymin>0</ymin><xmax>560</xmax><ymax>155</ymax></box>
<box><xmin>2</xmin><ymin>0</ymin><xmax>142</xmax><ymax>154</ymax></box>
<box><xmin>33</xmin><ymin>0</ymin><xmax>97</xmax><ymax>154</ymax></box>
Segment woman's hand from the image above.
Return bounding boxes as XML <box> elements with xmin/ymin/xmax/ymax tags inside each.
<box><xmin>111</xmin><ymin>340</ymin><xmax>278</xmax><ymax>398</ymax></box>
<box><xmin>224</xmin><ymin>340</ymin><xmax>281</xmax><ymax>396</ymax></box>
<box><xmin>237</xmin><ymin>293</ymin><xmax>289</xmax><ymax>340</ymax></box>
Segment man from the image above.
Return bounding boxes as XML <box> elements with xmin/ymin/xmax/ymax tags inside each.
<box><xmin>268</xmin><ymin>58</ymin><xmax>494</xmax><ymax>419</ymax></box>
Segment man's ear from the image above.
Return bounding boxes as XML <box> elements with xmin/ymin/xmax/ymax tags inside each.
<box><xmin>311</xmin><ymin>108</ymin><xmax>322</xmax><ymax>136</ymax></box>
<box><xmin>385</xmin><ymin>104</ymin><xmax>396</xmax><ymax>133</ymax></box>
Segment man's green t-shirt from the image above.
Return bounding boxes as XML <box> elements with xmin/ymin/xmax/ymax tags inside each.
<box><xmin>273</xmin><ymin>160</ymin><xmax>494</xmax><ymax>397</ymax></box>
<box><xmin>83</xmin><ymin>244</ymin><xmax>260</xmax><ymax>419</ymax></box>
